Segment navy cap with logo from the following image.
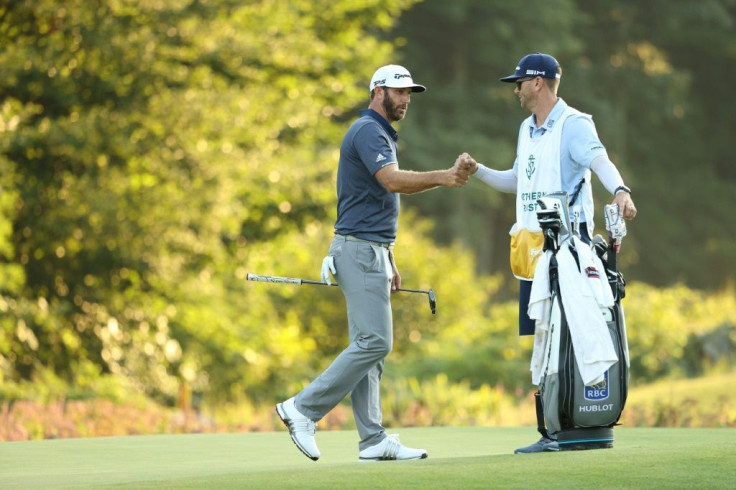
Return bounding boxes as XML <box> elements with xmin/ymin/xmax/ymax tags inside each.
<box><xmin>499</xmin><ymin>53</ymin><xmax>561</xmax><ymax>83</ymax></box>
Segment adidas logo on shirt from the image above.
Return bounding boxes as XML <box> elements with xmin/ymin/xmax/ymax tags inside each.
<box><xmin>376</xmin><ymin>153</ymin><xmax>386</xmax><ymax>163</ymax></box>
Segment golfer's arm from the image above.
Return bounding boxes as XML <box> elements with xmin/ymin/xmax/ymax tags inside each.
<box><xmin>375</xmin><ymin>163</ymin><xmax>452</xmax><ymax>194</ymax></box>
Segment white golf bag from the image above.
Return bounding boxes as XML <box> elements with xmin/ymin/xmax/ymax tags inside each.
<box><xmin>531</xmin><ymin>192</ymin><xmax>629</xmax><ymax>450</ymax></box>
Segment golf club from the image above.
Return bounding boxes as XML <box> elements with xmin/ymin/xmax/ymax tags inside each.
<box><xmin>246</xmin><ymin>273</ymin><xmax>436</xmax><ymax>314</ymax></box>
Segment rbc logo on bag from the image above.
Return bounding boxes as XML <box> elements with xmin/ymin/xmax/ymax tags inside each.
<box><xmin>584</xmin><ymin>371</ymin><xmax>609</xmax><ymax>401</ymax></box>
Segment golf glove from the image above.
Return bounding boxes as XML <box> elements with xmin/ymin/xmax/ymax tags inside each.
<box><xmin>321</xmin><ymin>256</ymin><xmax>336</xmax><ymax>285</ymax></box>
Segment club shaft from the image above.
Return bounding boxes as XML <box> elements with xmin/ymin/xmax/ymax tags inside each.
<box><xmin>301</xmin><ymin>278</ymin><xmax>338</xmax><ymax>287</ymax></box>
<box><xmin>248</xmin><ymin>273</ymin><xmax>436</xmax><ymax>315</ymax></box>
<box><xmin>247</xmin><ymin>273</ymin><xmax>428</xmax><ymax>294</ymax></box>
<box><xmin>396</xmin><ymin>287</ymin><xmax>429</xmax><ymax>294</ymax></box>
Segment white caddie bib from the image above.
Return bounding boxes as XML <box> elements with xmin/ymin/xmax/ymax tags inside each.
<box><xmin>510</xmin><ymin>107</ymin><xmax>578</xmax><ymax>279</ymax></box>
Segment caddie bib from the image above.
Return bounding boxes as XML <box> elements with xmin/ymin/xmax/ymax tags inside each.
<box><xmin>510</xmin><ymin>107</ymin><xmax>577</xmax><ymax>279</ymax></box>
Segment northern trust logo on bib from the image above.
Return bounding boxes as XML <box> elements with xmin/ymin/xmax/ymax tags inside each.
<box><xmin>525</xmin><ymin>154</ymin><xmax>536</xmax><ymax>179</ymax></box>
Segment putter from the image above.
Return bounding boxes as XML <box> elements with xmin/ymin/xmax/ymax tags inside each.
<box><xmin>246</xmin><ymin>273</ymin><xmax>437</xmax><ymax>314</ymax></box>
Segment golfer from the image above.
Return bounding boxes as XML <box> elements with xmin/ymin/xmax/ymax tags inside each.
<box><xmin>467</xmin><ymin>52</ymin><xmax>637</xmax><ymax>453</ymax></box>
<box><xmin>277</xmin><ymin>64</ymin><xmax>474</xmax><ymax>461</ymax></box>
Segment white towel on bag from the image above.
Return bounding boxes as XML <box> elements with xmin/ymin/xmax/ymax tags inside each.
<box><xmin>528</xmin><ymin>237</ymin><xmax>618</xmax><ymax>386</ymax></box>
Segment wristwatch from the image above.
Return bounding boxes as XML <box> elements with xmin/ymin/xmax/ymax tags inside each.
<box><xmin>614</xmin><ymin>185</ymin><xmax>631</xmax><ymax>196</ymax></box>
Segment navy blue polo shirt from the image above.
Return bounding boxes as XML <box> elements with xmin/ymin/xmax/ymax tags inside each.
<box><xmin>334</xmin><ymin>109</ymin><xmax>400</xmax><ymax>242</ymax></box>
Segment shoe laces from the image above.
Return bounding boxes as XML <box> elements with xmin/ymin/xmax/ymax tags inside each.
<box><xmin>382</xmin><ymin>434</ymin><xmax>402</xmax><ymax>459</ymax></box>
<box><xmin>289</xmin><ymin>418</ymin><xmax>316</xmax><ymax>435</ymax></box>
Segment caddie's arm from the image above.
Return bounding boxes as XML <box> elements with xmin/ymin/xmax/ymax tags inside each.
<box><xmin>471</xmin><ymin>162</ymin><xmax>517</xmax><ymax>193</ymax></box>
<box><xmin>590</xmin><ymin>155</ymin><xmax>637</xmax><ymax>220</ymax></box>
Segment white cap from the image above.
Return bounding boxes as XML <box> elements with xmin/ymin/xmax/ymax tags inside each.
<box><xmin>369</xmin><ymin>64</ymin><xmax>426</xmax><ymax>93</ymax></box>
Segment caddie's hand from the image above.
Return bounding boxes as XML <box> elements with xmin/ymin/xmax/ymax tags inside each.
<box><xmin>613</xmin><ymin>192</ymin><xmax>637</xmax><ymax>220</ymax></box>
<box><xmin>320</xmin><ymin>256</ymin><xmax>336</xmax><ymax>285</ymax></box>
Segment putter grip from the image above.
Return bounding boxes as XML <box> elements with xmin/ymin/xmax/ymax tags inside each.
<box><xmin>246</xmin><ymin>273</ymin><xmax>302</xmax><ymax>285</ymax></box>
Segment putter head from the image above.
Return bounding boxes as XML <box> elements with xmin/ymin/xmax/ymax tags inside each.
<box><xmin>428</xmin><ymin>289</ymin><xmax>436</xmax><ymax>315</ymax></box>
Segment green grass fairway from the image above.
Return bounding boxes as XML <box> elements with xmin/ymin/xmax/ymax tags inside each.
<box><xmin>1</xmin><ymin>427</ymin><xmax>734</xmax><ymax>489</ymax></box>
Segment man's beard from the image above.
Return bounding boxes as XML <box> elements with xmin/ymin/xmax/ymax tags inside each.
<box><xmin>382</xmin><ymin>92</ymin><xmax>405</xmax><ymax>122</ymax></box>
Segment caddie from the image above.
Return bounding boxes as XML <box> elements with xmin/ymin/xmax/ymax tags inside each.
<box><xmin>466</xmin><ymin>52</ymin><xmax>637</xmax><ymax>453</ymax></box>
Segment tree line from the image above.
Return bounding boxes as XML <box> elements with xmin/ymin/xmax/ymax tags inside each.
<box><xmin>394</xmin><ymin>0</ymin><xmax>736</xmax><ymax>290</ymax></box>
<box><xmin>0</xmin><ymin>0</ymin><xmax>733</xmax><ymax>407</ymax></box>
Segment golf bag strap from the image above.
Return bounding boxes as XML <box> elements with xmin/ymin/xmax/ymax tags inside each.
<box><xmin>534</xmin><ymin>391</ymin><xmax>551</xmax><ymax>439</ymax></box>
<box><xmin>606</xmin><ymin>240</ymin><xmax>627</xmax><ymax>301</ymax></box>
<box><xmin>568</xmin><ymin>177</ymin><xmax>586</xmax><ymax>207</ymax></box>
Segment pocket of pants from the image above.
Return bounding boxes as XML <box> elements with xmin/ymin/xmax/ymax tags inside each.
<box><xmin>329</xmin><ymin>238</ymin><xmax>343</xmax><ymax>258</ymax></box>
<box><xmin>356</xmin><ymin>243</ymin><xmax>381</xmax><ymax>273</ymax></box>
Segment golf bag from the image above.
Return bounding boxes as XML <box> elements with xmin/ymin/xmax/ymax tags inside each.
<box><xmin>532</xmin><ymin>192</ymin><xmax>629</xmax><ymax>450</ymax></box>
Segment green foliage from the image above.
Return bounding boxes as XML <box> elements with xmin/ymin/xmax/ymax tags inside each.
<box><xmin>0</xmin><ymin>0</ymin><xmax>418</xmax><ymax>402</ymax></box>
<box><xmin>0</xmin><ymin>0</ymin><xmax>734</xmax><ymax>428</ymax></box>
<box><xmin>381</xmin><ymin>373</ymin><xmax>536</xmax><ymax>428</ymax></box>
<box><xmin>624</xmin><ymin>283</ymin><xmax>736</xmax><ymax>381</ymax></box>
<box><xmin>3</xmin><ymin>369</ymin><xmax>734</xmax><ymax>441</ymax></box>
<box><xmin>394</xmin><ymin>0</ymin><xmax>736</xmax><ymax>289</ymax></box>
<box><xmin>623</xmin><ymin>371</ymin><xmax>736</xmax><ymax>428</ymax></box>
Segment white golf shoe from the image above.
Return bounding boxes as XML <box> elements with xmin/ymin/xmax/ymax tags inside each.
<box><xmin>358</xmin><ymin>434</ymin><xmax>428</xmax><ymax>461</ymax></box>
<box><xmin>276</xmin><ymin>397</ymin><xmax>320</xmax><ymax>461</ymax></box>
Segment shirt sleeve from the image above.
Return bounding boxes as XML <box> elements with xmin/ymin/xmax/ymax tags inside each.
<box><xmin>352</xmin><ymin>123</ymin><xmax>397</xmax><ymax>175</ymax></box>
<box><xmin>474</xmin><ymin>163</ymin><xmax>517</xmax><ymax>193</ymax></box>
<box><xmin>590</xmin><ymin>155</ymin><xmax>625</xmax><ymax>194</ymax></box>
<box><xmin>564</xmin><ymin>115</ymin><xmax>608</xmax><ymax>169</ymax></box>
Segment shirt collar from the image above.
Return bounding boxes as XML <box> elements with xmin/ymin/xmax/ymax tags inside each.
<box><xmin>527</xmin><ymin>97</ymin><xmax>568</xmax><ymax>134</ymax></box>
<box><xmin>361</xmin><ymin>109</ymin><xmax>398</xmax><ymax>141</ymax></box>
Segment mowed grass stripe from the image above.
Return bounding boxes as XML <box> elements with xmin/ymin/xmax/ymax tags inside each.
<box><xmin>1</xmin><ymin>427</ymin><xmax>734</xmax><ymax>489</ymax></box>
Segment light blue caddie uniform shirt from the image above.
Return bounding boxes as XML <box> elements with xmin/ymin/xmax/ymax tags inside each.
<box><xmin>512</xmin><ymin>98</ymin><xmax>608</xmax><ymax>224</ymax></box>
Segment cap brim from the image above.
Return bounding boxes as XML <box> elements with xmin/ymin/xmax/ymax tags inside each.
<box><xmin>382</xmin><ymin>83</ymin><xmax>426</xmax><ymax>93</ymax></box>
<box><xmin>499</xmin><ymin>74</ymin><xmax>521</xmax><ymax>83</ymax></box>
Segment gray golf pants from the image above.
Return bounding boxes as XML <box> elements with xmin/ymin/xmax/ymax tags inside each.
<box><xmin>295</xmin><ymin>234</ymin><xmax>393</xmax><ymax>450</ymax></box>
